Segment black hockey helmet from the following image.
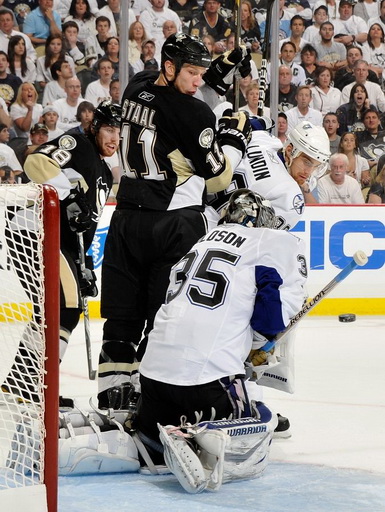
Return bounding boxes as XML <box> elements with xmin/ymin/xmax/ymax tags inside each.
<box><xmin>92</xmin><ymin>100</ymin><xmax>122</xmax><ymax>132</ymax></box>
<box><xmin>161</xmin><ymin>33</ymin><xmax>211</xmax><ymax>78</ymax></box>
<box><xmin>221</xmin><ymin>189</ymin><xmax>276</xmax><ymax>228</ymax></box>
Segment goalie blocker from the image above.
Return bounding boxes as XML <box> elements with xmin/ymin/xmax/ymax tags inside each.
<box><xmin>158</xmin><ymin>403</ymin><xmax>277</xmax><ymax>494</ymax></box>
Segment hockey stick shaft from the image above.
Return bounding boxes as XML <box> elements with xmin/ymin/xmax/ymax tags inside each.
<box><xmin>233</xmin><ymin>0</ymin><xmax>242</xmax><ymax>111</ymax></box>
<box><xmin>77</xmin><ymin>232</ymin><xmax>97</xmax><ymax>380</ymax></box>
<box><xmin>257</xmin><ymin>0</ymin><xmax>276</xmax><ymax>116</ymax></box>
<box><xmin>275</xmin><ymin>250</ymin><xmax>368</xmax><ymax>343</ymax></box>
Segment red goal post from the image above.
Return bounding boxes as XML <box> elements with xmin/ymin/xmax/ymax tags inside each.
<box><xmin>0</xmin><ymin>184</ymin><xmax>60</xmax><ymax>512</ymax></box>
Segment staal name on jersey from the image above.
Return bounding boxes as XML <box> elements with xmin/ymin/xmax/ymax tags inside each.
<box><xmin>122</xmin><ymin>99</ymin><xmax>156</xmax><ymax>130</ymax></box>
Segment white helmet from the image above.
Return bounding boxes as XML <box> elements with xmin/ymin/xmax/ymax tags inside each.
<box><xmin>285</xmin><ymin>121</ymin><xmax>331</xmax><ymax>177</ymax></box>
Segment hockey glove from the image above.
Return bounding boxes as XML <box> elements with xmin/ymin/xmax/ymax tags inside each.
<box><xmin>203</xmin><ymin>46</ymin><xmax>250</xmax><ymax>95</ymax></box>
<box><xmin>249</xmin><ymin>331</ymin><xmax>276</xmax><ymax>366</ymax></box>
<box><xmin>79</xmin><ymin>255</ymin><xmax>98</xmax><ymax>297</ymax></box>
<box><xmin>250</xmin><ymin>115</ymin><xmax>275</xmax><ymax>133</ymax></box>
<box><xmin>217</xmin><ymin>109</ymin><xmax>252</xmax><ymax>157</ymax></box>
<box><xmin>63</xmin><ymin>188</ymin><xmax>93</xmax><ymax>233</ymax></box>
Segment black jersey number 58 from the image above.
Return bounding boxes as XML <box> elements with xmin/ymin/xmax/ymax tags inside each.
<box><xmin>167</xmin><ymin>248</ymin><xmax>239</xmax><ymax>309</ymax></box>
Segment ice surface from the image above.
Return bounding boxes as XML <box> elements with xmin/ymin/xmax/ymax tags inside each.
<box><xmin>58</xmin><ymin>317</ymin><xmax>385</xmax><ymax>511</ymax></box>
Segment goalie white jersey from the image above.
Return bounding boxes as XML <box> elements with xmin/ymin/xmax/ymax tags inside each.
<box><xmin>140</xmin><ymin>223</ymin><xmax>307</xmax><ymax>386</ymax></box>
<box><xmin>205</xmin><ymin>131</ymin><xmax>305</xmax><ymax>231</ymax></box>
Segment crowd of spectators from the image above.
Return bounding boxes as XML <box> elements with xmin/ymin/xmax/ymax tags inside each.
<box><xmin>0</xmin><ymin>0</ymin><xmax>385</xmax><ymax>203</ymax></box>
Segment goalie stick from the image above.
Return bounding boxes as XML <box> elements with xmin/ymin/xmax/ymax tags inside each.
<box><xmin>247</xmin><ymin>250</ymin><xmax>368</xmax><ymax>376</ymax></box>
<box><xmin>257</xmin><ymin>0</ymin><xmax>276</xmax><ymax>116</ymax></box>
<box><xmin>275</xmin><ymin>250</ymin><xmax>368</xmax><ymax>343</ymax></box>
<box><xmin>77</xmin><ymin>232</ymin><xmax>97</xmax><ymax>380</ymax></box>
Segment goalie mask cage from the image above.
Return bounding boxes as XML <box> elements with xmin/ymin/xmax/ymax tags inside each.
<box><xmin>0</xmin><ymin>184</ymin><xmax>60</xmax><ymax>512</ymax></box>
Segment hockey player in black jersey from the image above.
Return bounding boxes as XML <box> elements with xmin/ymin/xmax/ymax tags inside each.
<box><xmin>97</xmin><ymin>32</ymin><xmax>252</xmax><ymax>408</ymax></box>
<box><xmin>24</xmin><ymin>100</ymin><xmax>122</xmax><ymax>363</ymax></box>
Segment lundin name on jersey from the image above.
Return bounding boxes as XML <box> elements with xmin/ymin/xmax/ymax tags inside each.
<box><xmin>122</xmin><ymin>99</ymin><xmax>156</xmax><ymax>130</ymax></box>
<box><xmin>201</xmin><ymin>229</ymin><xmax>246</xmax><ymax>247</ymax></box>
<box><xmin>246</xmin><ymin>147</ymin><xmax>271</xmax><ymax>182</ymax></box>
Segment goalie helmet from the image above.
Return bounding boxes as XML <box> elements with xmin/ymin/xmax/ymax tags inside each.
<box><xmin>221</xmin><ymin>189</ymin><xmax>276</xmax><ymax>228</ymax></box>
<box><xmin>285</xmin><ymin>121</ymin><xmax>331</xmax><ymax>176</ymax></box>
<box><xmin>92</xmin><ymin>100</ymin><xmax>122</xmax><ymax>132</ymax></box>
<box><xmin>161</xmin><ymin>33</ymin><xmax>212</xmax><ymax>76</ymax></box>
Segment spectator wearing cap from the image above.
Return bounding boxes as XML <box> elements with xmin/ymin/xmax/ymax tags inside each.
<box><xmin>42</xmin><ymin>59</ymin><xmax>73</xmax><ymax>106</ymax></box>
<box><xmin>189</xmin><ymin>0</ymin><xmax>231</xmax><ymax>54</ymax></box>
<box><xmin>132</xmin><ymin>39</ymin><xmax>160</xmax><ymax>75</ymax></box>
<box><xmin>18</xmin><ymin>122</ymin><xmax>49</xmax><ymax>168</ymax></box>
<box><xmin>10</xmin><ymin>82</ymin><xmax>43</xmax><ymax>138</ymax></box>
<box><xmin>42</xmin><ymin>104</ymin><xmax>64</xmax><ymax>140</ymax></box>
<box><xmin>334</xmin><ymin>0</ymin><xmax>368</xmax><ymax>47</ymax></box>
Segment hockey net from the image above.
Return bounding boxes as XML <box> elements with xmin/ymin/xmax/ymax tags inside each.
<box><xmin>0</xmin><ymin>184</ymin><xmax>60</xmax><ymax>512</ymax></box>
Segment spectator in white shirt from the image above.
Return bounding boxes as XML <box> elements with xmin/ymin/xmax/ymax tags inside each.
<box><xmin>334</xmin><ymin>0</ymin><xmax>368</xmax><ymax>46</ymax></box>
<box><xmin>139</xmin><ymin>0</ymin><xmax>182</xmax><ymax>62</ymax></box>
<box><xmin>7</xmin><ymin>35</ymin><xmax>37</xmax><ymax>83</ymax></box>
<box><xmin>10</xmin><ymin>82</ymin><xmax>43</xmax><ymax>138</ymax></box>
<box><xmin>52</xmin><ymin>76</ymin><xmax>83</xmax><ymax>131</ymax></box>
<box><xmin>43</xmin><ymin>59</ymin><xmax>73</xmax><ymax>105</ymax></box>
<box><xmin>341</xmin><ymin>59</ymin><xmax>385</xmax><ymax>112</ymax></box>
<box><xmin>285</xmin><ymin>85</ymin><xmax>323</xmax><ymax>133</ymax></box>
<box><xmin>0</xmin><ymin>8</ymin><xmax>37</xmax><ymax>62</ymax></box>
<box><xmin>99</xmin><ymin>0</ymin><xmax>135</xmax><ymax>37</ymax></box>
<box><xmin>317</xmin><ymin>152</ymin><xmax>365</xmax><ymax>203</ymax></box>
<box><xmin>85</xmin><ymin>57</ymin><xmax>114</xmax><ymax>107</ymax></box>
<box><xmin>311</xmin><ymin>66</ymin><xmax>342</xmax><ymax>116</ymax></box>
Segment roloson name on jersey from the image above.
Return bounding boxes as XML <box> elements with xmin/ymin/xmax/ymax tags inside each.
<box><xmin>122</xmin><ymin>99</ymin><xmax>156</xmax><ymax>129</ymax></box>
<box><xmin>201</xmin><ymin>229</ymin><xmax>246</xmax><ymax>247</ymax></box>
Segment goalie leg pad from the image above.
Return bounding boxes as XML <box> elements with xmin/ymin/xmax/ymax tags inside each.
<box><xmin>158</xmin><ymin>424</ymin><xmax>208</xmax><ymax>494</ymax></box>
<box><xmin>196</xmin><ymin>404</ymin><xmax>277</xmax><ymax>484</ymax></box>
<box><xmin>58</xmin><ymin>429</ymin><xmax>139</xmax><ymax>475</ymax></box>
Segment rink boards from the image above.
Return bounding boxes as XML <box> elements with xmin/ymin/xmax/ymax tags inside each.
<box><xmin>85</xmin><ymin>204</ymin><xmax>385</xmax><ymax>317</ymax></box>
<box><xmin>2</xmin><ymin>204</ymin><xmax>385</xmax><ymax>317</ymax></box>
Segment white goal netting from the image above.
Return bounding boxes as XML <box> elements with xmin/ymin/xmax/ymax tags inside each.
<box><xmin>0</xmin><ymin>184</ymin><xmax>53</xmax><ymax>510</ymax></box>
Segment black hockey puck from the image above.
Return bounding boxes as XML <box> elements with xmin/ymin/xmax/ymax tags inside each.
<box><xmin>339</xmin><ymin>314</ymin><xmax>356</xmax><ymax>323</ymax></box>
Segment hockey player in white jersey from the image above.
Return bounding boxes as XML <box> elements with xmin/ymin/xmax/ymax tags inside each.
<box><xmin>206</xmin><ymin>118</ymin><xmax>331</xmax><ymax>230</ymax></box>
<box><xmin>137</xmin><ymin>189</ymin><xmax>307</xmax><ymax>491</ymax></box>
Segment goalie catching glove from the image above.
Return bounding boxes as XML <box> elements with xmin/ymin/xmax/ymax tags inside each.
<box><xmin>203</xmin><ymin>46</ymin><xmax>251</xmax><ymax>95</ymax></box>
<box><xmin>217</xmin><ymin>109</ymin><xmax>252</xmax><ymax>157</ymax></box>
<box><xmin>63</xmin><ymin>187</ymin><xmax>93</xmax><ymax>233</ymax></box>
